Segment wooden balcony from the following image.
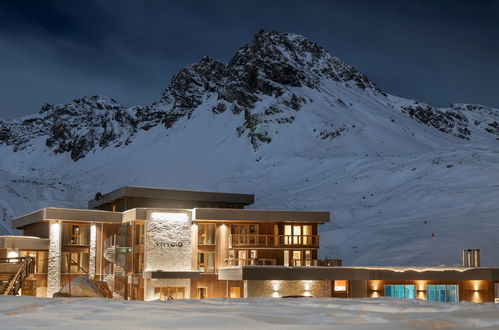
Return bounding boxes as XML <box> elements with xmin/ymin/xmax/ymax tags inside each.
<box><xmin>229</xmin><ymin>234</ymin><xmax>319</xmax><ymax>248</ymax></box>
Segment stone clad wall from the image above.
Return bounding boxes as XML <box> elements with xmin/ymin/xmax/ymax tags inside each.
<box><xmin>47</xmin><ymin>222</ymin><xmax>61</xmax><ymax>297</ymax></box>
<box><xmin>144</xmin><ymin>211</ymin><xmax>192</xmax><ymax>271</ymax></box>
<box><xmin>246</xmin><ymin>280</ymin><xmax>331</xmax><ymax>298</ymax></box>
<box><xmin>143</xmin><ymin>210</ymin><xmax>192</xmax><ymax>301</ymax></box>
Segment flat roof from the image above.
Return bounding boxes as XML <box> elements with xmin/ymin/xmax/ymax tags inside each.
<box><xmin>0</xmin><ymin>236</ymin><xmax>49</xmax><ymax>250</ymax></box>
<box><xmin>12</xmin><ymin>206</ymin><xmax>329</xmax><ymax>229</ymax></box>
<box><xmin>12</xmin><ymin>207</ymin><xmax>123</xmax><ymax>229</ymax></box>
<box><xmin>218</xmin><ymin>266</ymin><xmax>499</xmax><ymax>281</ymax></box>
<box><xmin>88</xmin><ymin>186</ymin><xmax>255</xmax><ymax>209</ymax></box>
<box><xmin>193</xmin><ymin>208</ymin><xmax>330</xmax><ymax>223</ymax></box>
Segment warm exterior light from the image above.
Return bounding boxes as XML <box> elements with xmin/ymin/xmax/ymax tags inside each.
<box><xmin>7</xmin><ymin>249</ymin><xmax>18</xmax><ymax>259</ymax></box>
<box><xmin>272</xmin><ymin>280</ymin><xmax>280</xmax><ymax>291</ymax></box>
<box><xmin>302</xmin><ymin>280</ymin><xmax>312</xmax><ymax>291</ymax></box>
<box><xmin>334</xmin><ymin>280</ymin><xmax>347</xmax><ymax>291</ymax></box>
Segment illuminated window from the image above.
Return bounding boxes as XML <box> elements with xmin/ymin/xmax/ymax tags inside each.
<box><xmin>334</xmin><ymin>280</ymin><xmax>347</xmax><ymax>291</ymax></box>
<box><xmin>230</xmin><ymin>287</ymin><xmax>241</xmax><ymax>298</ymax></box>
<box><xmin>427</xmin><ymin>285</ymin><xmax>458</xmax><ymax>303</ymax></box>
<box><xmin>155</xmin><ymin>287</ymin><xmax>185</xmax><ymax>300</ymax></box>
<box><xmin>283</xmin><ymin>225</ymin><xmax>312</xmax><ymax>245</ymax></box>
<box><xmin>384</xmin><ymin>285</ymin><xmax>415</xmax><ymax>299</ymax></box>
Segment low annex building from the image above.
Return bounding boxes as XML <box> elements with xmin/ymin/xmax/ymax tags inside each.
<box><xmin>2</xmin><ymin>186</ymin><xmax>499</xmax><ymax>302</ymax></box>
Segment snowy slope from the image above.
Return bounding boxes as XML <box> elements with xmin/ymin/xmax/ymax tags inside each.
<box><xmin>0</xmin><ymin>31</ymin><xmax>498</xmax><ymax>266</ymax></box>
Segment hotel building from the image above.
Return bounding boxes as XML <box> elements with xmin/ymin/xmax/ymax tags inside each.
<box><xmin>1</xmin><ymin>186</ymin><xmax>499</xmax><ymax>303</ymax></box>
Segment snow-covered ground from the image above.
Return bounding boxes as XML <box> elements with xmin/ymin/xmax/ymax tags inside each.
<box><xmin>1</xmin><ymin>296</ymin><xmax>499</xmax><ymax>329</ymax></box>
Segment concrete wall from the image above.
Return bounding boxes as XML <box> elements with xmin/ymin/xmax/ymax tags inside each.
<box><xmin>245</xmin><ymin>280</ymin><xmax>331</xmax><ymax>298</ymax></box>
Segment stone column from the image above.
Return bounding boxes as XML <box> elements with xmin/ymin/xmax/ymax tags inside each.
<box><xmin>47</xmin><ymin>221</ymin><xmax>62</xmax><ymax>297</ymax></box>
<box><xmin>89</xmin><ymin>224</ymin><xmax>97</xmax><ymax>279</ymax></box>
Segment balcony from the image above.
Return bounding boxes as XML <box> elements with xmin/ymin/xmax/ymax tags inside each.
<box><xmin>226</xmin><ymin>258</ymin><xmax>277</xmax><ymax>266</ymax></box>
<box><xmin>224</xmin><ymin>259</ymin><xmax>330</xmax><ymax>267</ymax></box>
<box><xmin>229</xmin><ymin>234</ymin><xmax>319</xmax><ymax>248</ymax></box>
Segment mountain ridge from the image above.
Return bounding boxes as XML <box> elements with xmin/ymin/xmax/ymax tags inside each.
<box><xmin>0</xmin><ymin>30</ymin><xmax>498</xmax><ymax>266</ymax></box>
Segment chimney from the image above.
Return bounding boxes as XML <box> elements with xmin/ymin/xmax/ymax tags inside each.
<box><xmin>462</xmin><ymin>249</ymin><xmax>468</xmax><ymax>267</ymax></box>
<box><xmin>462</xmin><ymin>249</ymin><xmax>480</xmax><ymax>267</ymax></box>
<box><xmin>474</xmin><ymin>249</ymin><xmax>480</xmax><ymax>267</ymax></box>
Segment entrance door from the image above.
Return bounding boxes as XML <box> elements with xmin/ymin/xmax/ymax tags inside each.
<box><xmin>230</xmin><ymin>287</ymin><xmax>241</xmax><ymax>298</ymax></box>
<box><xmin>292</xmin><ymin>251</ymin><xmax>302</xmax><ymax>266</ymax></box>
<box><xmin>198</xmin><ymin>287</ymin><xmax>207</xmax><ymax>299</ymax></box>
<box><xmin>238</xmin><ymin>250</ymin><xmax>247</xmax><ymax>265</ymax></box>
<box><xmin>284</xmin><ymin>250</ymin><xmax>290</xmax><ymax>267</ymax></box>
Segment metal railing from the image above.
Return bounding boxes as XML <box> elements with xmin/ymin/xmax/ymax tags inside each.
<box><xmin>229</xmin><ymin>235</ymin><xmax>319</xmax><ymax>247</ymax></box>
<box><xmin>226</xmin><ymin>258</ymin><xmax>277</xmax><ymax>266</ymax></box>
<box><xmin>3</xmin><ymin>257</ymin><xmax>35</xmax><ymax>295</ymax></box>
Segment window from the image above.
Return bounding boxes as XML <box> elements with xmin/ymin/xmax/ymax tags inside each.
<box><xmin>334</xmin><ymin>280</ymin><xmax>347</xmax><ymax>292</ymax></box>
<box><xmin>283</xmin><ymin>225</ymin><xmax>312</xmax><ymax>245</ymax></box>
<box><xmin>292</xmin><ymin>250</ymin><xmax>302</xmax><ymax>266</ymax></box>
<box><xmin>155</xmin><ymin>287</ymin><xmax>185</xmax><ymax>300</ymax></box>
<box><xmin>62</xmin><ymin>252</ymin><xmax>88</xmax><ymax>274</ymax></box>
<box><xmin>197</xmin><ymin>252</ymin><xmax>215</xmax><ymax>273</ymax></box>
<box><xmin>384</xmin><ymin>285</ymin><xmax>415</xmax><ymax>299</ymax></box>
<box><xmin>198</xmin><ymin>224</ymin><xmax>216</xmax><ymax>245</ymax></box>
<box><xmin>231</xmin><ymin>224</ymin><xmax>258</xmax><ymax>244</ymax></box>
<box><xmin>230</xmin><ymin>287</ymin><xmax>241</xmax><ymax>298</ymax></box>
<box><xmin>70</xmin><ymin>224</ymin><xmax>81</xmax><ymax>245</ymax></box>
<box><xmin>427</xmin><ymin>285</ymin><xmax>458</xmax><ymax>303</ymax></box>
<box><xmin>134</xmin><ymin>253</ymin><xmax>144</xmax><ymax>273</ymax></box>
<box><xmin>135</xmin><ymin>224</ymin><xmax>145</xmax><ymax>245</ymax></box>
<box><xmin>304</xmin><ymin>250</ymin><xmax>312</xmax><ymax>266</ymax></box>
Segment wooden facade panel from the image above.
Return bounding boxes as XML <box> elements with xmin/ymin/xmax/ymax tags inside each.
<box><xmin>22</xmin><ymin>222</ymin><xmax>49</xmax><ymax>238</ymax></box>
<box><xmin>190</xmin><ymin>274</ymin><xmax>243</xmax><ymax>299</ymax></box>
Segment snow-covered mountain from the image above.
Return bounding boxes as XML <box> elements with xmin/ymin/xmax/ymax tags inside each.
<box><xmin>1</xmin><ymin>30</ymin><xmax>498</xmax><ymax>266</ymax></box>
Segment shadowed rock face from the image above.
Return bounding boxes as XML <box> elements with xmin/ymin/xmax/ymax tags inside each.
<box><xmin>0</xmin><ymin>31</ymin><xmax>498</xmax><ymax>160</ymax></box>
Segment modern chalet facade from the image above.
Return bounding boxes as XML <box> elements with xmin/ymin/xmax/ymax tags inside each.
<box><xmin>2</xmin><ymin>186</ymin><xmax>499</xmax><ymax>303</ymax></box>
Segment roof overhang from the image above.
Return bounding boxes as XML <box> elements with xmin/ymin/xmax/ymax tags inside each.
<box><xmin>12</xmin><ymin>207</ymin><xmax>122</xmax><ymax>229</ymax></box>
<box><xmin>88</xmin><ymin>186</ymin><xmax>255</xmax><ymax>209</ymax></box>
<box><xmin>0</xmin><ymin>236</ymin><xmax>49</xmax><ymax>250</ymax></box>
<box><xmin>218</xmin><ymin>266</ymin><xmax>499</xmax><ymax>281</ymax></box>
<box><xmin>193</xmin><ymin>208</ymin><xmax>330</xmax><ymax>223</ymax></box>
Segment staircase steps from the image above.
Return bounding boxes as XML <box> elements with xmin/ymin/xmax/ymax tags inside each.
<box><xmin>0</xmin><ymin>273</ymin><xmax>15</xmax><ymax>294</ymax></box>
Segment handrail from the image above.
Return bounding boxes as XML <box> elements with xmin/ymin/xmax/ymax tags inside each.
<box><xmin>226</xmin><ymin>258</ymin><xmax>276</xmax><ymax>266</ymax></box>
<box><xmin>3</xmin><ymin>257</ymin><xmax>35</xmax><ymax>295</ymax></box>
<box><xmin>229</xmin><ymin>234</ymin><xmax>319</xmax><ymax>247</ymax></box>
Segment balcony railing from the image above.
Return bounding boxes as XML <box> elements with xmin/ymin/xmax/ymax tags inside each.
<box><xmin>226</xmin><ymin>258</ymin><xmax>277</xmax><ymax>266</ymax></box>
<box><xmin>229</xmin><ymin>234</ymin><xmax>319</xmax><ymax>247</ymax></box>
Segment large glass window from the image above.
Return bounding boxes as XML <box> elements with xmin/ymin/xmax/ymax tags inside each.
<box><xmin>197</xmin><ymin>252</ymin><xmax>215</xmax><ymax>273</ymax></box>
<box><xmin>283</xmin><ymin>225</ymin><xmax>312</xmax><ymax>245</ymax></box>
<box><xmin>426</xmin><ymin>285</ymin><xmax>458</xmax><ymax>303</ymax></box>
<box><xmin>384</xmin><ymin>285</ymin><xmax>415</xmax><ymax>299</ymax></box>
<box><xmin>198</xmin><ymin>224</ymin><xmax>216</xmax><ymax>245</ymax></box>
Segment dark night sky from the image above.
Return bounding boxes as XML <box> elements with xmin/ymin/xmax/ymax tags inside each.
<box><xmin>1</xmin><ymin>0</ymin><xmax>498</xmax><ymax>119</ymax></box>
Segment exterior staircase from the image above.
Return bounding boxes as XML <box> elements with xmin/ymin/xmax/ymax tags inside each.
<box><xmin>0</xmin><ymin>273</ymin><xmax>15</xmax><ymax>294</ymax></box>
<box><xmin>103</xmin><ymin>236</ymin><xmax>128</xmax><ymax>300</ymax></box>
<box><xmin>0</xmin><ymin>257</ymin><xmax>35</xmax><ymax>295</ymax></box>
